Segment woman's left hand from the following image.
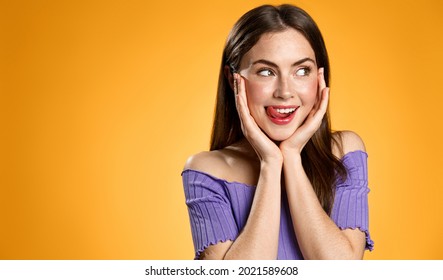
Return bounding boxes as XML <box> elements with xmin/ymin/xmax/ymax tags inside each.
<box><xmin>279</xmin><ymin>67</ymin><xmax>330</xmax><ymax>155</ymax></box>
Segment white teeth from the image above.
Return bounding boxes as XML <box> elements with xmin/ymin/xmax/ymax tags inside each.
<box><xmin>276</xmin><ymin>108</ymin><xmax>296</xmax><ymax>114</ymax></box>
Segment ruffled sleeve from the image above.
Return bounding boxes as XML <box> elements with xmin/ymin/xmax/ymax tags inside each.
<box><xmin>331</xmin><ymin>150</ymin><xmax>374</xmax><ymax>251</ymax></box>
<box><xmin>182</xmin><ymin>169</ymin><xmax>239</xmax><ymax>259</ymax></box>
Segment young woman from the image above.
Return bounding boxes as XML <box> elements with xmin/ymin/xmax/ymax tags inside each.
<box><xmin>182</xmin><ymin>4</ymin><xmax>374</xmax><ymax>260</ymax></box>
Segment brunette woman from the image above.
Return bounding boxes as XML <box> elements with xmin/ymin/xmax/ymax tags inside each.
<box><xmin>182</xmin><ymin>4</ymin><xmax>374</xmax><ymax>259</ymax></box>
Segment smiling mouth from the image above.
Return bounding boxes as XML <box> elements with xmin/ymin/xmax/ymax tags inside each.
<box><xmin>266</xmin><ymin>106</ymin><xmax>298</xmax><ymax>125</ymax></box>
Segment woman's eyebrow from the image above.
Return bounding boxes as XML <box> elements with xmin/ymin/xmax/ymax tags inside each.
<box><xmin>252</xmin><ymin>57</ymin><xmax>316</xmax><ymax>68</ymax></box>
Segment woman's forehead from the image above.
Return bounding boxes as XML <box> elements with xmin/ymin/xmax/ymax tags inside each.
<box><xmin>241</xmin><ymin>29</ymin><xmax>315</xmax><ymax>66</ymax></box>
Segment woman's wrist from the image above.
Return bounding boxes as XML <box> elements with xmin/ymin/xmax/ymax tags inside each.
<box><xmin>280</xmin><ymin>144</ymin><xmax>301</xmax><ymax>159</ymax></box>
<box><xmin>258</xmin><ymin>146</ymin><xmax>284</xmax><ymax>167</ymax></box>
<box><xmin>281</xmin><ymin>149</ymin><xmax>303</xmax><ymax>168</ymax></box>
<box><xmin>260</xmin><ymin>157</ymin><xmax>283</xmax><ymax>173</ymax></box>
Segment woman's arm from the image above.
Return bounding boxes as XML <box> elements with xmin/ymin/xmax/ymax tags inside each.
<box><xmin>194</xmin><ymin>73</ymin><xmax>283</xmax><ymax>259</ymax></box>
<box><xmin>279</xmin><ymin>69</ymin><xmax>366</xmax><ymax>259</ymax></box>
<box><xmin>223</xmin><ymin>160</ymin><xmax>282</xmax><ymax>259</ymax></box>
<box><xmin>282</xmin><ymin>133</ymin><xmax>367</xmax><ymax>259</ymax></box>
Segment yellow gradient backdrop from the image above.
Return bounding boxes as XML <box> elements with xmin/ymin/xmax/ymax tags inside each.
<box><xmin>1</xmin><ymin>0</ymin><xmax>442</xmax><ymax>259</ymax></box>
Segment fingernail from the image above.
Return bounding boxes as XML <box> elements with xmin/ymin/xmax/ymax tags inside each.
<box><xmin>233</xmin><ymin>75</ymin><xmax>238</xmax><ymax>94</ymax></box>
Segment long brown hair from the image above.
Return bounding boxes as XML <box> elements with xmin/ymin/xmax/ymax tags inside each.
<box><xmin>210</xmin><ymin>4</ymin><xmax>346</xmax><ymax>214</ymax></box>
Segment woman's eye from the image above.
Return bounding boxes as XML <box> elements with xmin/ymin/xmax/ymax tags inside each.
<box><xmin>295</xmin><ymin>67</ymin><xmax>310</xmax><ymax>76</ymax></box>
<box><xmin>257</xmin><ymin>69</ymin><xmax>274</xmax><ymax>77</ymax></box>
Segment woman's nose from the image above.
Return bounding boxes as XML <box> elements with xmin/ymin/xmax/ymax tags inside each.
<box><xmin>273</xmin><ymin>77</ymin><xmax>293</xmax><ymax>100</ymax></box>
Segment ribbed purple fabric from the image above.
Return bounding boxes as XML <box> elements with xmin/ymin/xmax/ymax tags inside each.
<box><xmin>331</xmin><ymin>151</ymin><xmax>374</xmax><ymax>251</ymax></box>
<box><xmin>182</xmin><ymin>150</ymin><xmax>374</xmax><ymax>259</ymax></box>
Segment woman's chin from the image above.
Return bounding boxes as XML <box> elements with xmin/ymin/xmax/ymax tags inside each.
<box><xmin>266</xmin><ymin>131</ymin><xmax>293</xmax><ymax>142</ymax></box>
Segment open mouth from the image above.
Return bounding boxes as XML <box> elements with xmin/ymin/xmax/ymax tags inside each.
<box><xmin>266</xmin><ymin>106</ymin><xmax>298</xmax><ymax>125</ymax></box>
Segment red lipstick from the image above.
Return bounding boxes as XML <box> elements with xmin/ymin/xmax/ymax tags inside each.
<box><xmin>266</xmin><ymin>106</ymin><xmax>298</xmax><ymax>125</ymax></box>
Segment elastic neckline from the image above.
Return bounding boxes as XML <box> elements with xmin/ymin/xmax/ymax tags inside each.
<box><xmin>182</xmin><ymin>150</ymin><xmax>367</xmax><ymax>188</ymax></box>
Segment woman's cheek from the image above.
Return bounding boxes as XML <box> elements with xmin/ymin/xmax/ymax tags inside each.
<box><xmin>297</xmin><ymin>79</ymin><xmax>318</xmax><ymax>104</ymax></box>
<box><xmin>245</xmin><ymin>80</ymin><xmax>274</xmax><ymax>105</ymax></box>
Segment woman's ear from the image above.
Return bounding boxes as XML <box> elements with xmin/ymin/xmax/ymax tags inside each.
<box><xmin>224</xmin><ymin>65</ymin><xmax>235</xmax><ymax>91</ymax></box>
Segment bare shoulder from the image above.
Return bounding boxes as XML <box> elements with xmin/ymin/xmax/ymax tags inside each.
<box><xmin>183</xmin><ymin>142</ymin><xmax>260</xmax><ymax>186</ymax></box>
<box><xmin>332</xmin><ymin>130</ymin><xmax>366</xmax><ymax>158</ymax></box>
<box><xmin>183</xmin><ymin>150</ymin><xmax>228</xmax><ymax>178</ymax></box>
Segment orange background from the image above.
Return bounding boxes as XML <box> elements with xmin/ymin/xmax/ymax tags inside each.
<box><xmin>1</xmin><ymin>0</ymin><xmax>442</xmax><ymax>259</ymax></box>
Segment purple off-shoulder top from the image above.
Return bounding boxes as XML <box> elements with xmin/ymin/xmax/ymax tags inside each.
<box><xmin>182</xmin><ymin>150</ymin><xmax>374</xmax><ymax>259</ymax></box>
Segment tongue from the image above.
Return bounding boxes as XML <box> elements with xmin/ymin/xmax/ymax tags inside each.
<box><xmin>266</xmin><ymin>107</ymin><xmax>291</xmax><ymax>119</ymax></box>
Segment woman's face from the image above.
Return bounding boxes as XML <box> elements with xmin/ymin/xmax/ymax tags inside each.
<box><xmin>238</xmin><ymin>28</ymin><xmax>319</xmax><ymax>141</ymax></box>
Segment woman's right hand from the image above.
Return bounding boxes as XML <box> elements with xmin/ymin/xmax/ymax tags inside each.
<box><xmin>234</xmin><ymin>73</ymin><xmax>283</xmax><ymax>164</ymax></box>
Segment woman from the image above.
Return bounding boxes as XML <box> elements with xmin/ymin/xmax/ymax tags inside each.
<box><xmin>182</xmin><ymin>4</ymin><xmax>374</xmax><ymax>260</ymax></box>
